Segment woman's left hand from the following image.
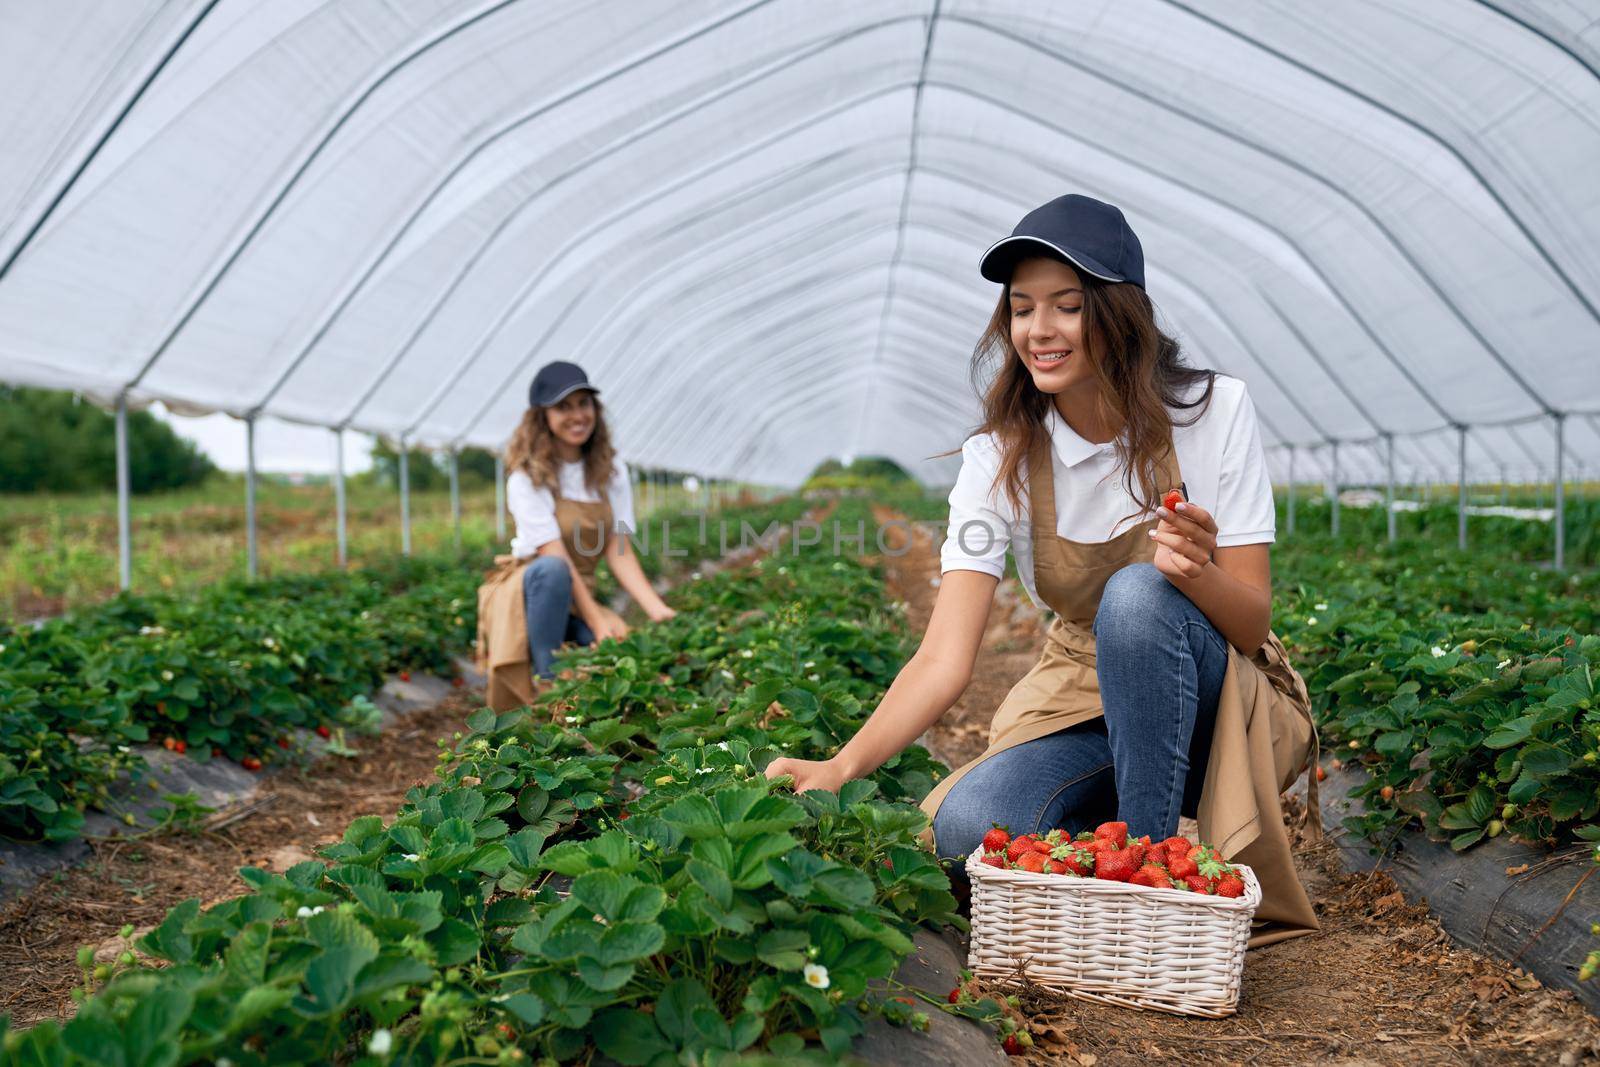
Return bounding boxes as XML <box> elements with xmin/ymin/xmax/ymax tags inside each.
<box><xmin>646</xmin><ymin>604</ymin><xmax>677</xmax><ymax>624</ymax></box>
<box><xmin>1151</xmin><ymin>499</ymin><xmax>1219</xmax><ymax>581</ymax></box>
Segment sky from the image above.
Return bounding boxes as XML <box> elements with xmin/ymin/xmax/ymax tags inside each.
<box><xmin>154</xmin><ymin>403</ymin><xmax>376</xmax><ymax>474</ymax></box>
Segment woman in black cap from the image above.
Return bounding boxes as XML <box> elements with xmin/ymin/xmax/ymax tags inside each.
<box><xmin>476</xmin><ymin>361</ymin><xmax>674</xmax><ymax>707</ymax></box>
<box><xmin>767</xmin><ymin>195</ymin><xmax>1320</xmax><ymax>944</ymax></box>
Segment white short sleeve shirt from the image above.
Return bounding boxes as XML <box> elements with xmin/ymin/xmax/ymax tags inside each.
<box><xmin>939</xmin><ymin>375</ymin><xmax>1276</xmax><ymax>607</ymax></box>
<box><xmin>507</xmin><ymin>459</ymin><xmax>636</xmax><ymax>559</ymax></box>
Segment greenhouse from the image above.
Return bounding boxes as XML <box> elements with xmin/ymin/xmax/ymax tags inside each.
<box><xmin>2</xmin><ymin>2</ymin><xmax>1599</xmax><ymax>1064</ymax></box>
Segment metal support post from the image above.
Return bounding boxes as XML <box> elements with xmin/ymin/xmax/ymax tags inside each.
<box><xmin>245</xmin><ymin>416</ymin><xmax>258</xmax><ymax>579</ymax></box>
<box><xmin>334</xmin><ymin>428</ymin><xmax>347</xmax><ymax>567</ymax></box>
<box><xmin>115</xmin><ymin>396</ymin><xmax>132</xmax><ymax>590</ymax></box>
<box><xmin>449</xmin><ymin>448</ymin><xmax>461</xmax><ymax>550</ymax></box>
<box><xmin>399</xmin><ymin>436</ymin><xmax>412</xmax><ymax>557</ymax></box>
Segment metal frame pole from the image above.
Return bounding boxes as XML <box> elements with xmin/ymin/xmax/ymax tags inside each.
<box><xmin>245</xmin><ymin>415</ymin><xmax>258</xmax><ymax>579</ymax></box>
<box><xmin>399</xmin><ymin>435</ymin><xmax>412</xmax><ymax>557</ymax></box>
<box><xmin>449</xmin><ymin>448</ymin><xmax>461</xmax><ymax>550</ymax></box>
<box><xmin>115</xmin><ymin>396</ymin><xmax>132</xmax><ymax>591</ymax></box>
<box><xmin>1383</xmin><ymin>433</ymin><xmax>1396</xmax><ymax>544</ymax></box>
<box><xmin>1457</xmin><ymin>425</ymin><xmax>1468</xmax><ymax>550</ymax></box>
<box><xmin>334</xmin><ymin>427</ymin><xmax>347</xmax><ymax>567</ymax></box>
<box><xmin>1554</xmin><ymin>413</ymin><xmax>1566</xmax><ymax>570</ymax></box>
<box><xmin>1329</xmin><ymin>441</ymin><xmax>1340</xmax><ymax>537</ymax></box>
<box><xmin>494</xmin><ymin>453</ymin><xmax>506</xmax><ymax>541</ymax></box>
<box><xmin>1286</xmin><ymin>446</ymin><xmax>1296</xmax><ymax>538</ymax></box>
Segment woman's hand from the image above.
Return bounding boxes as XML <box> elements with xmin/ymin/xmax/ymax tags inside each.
<box><xmin>1151</xmin><ymin>499</ymin><xmax>1219</xmax><ymax>581</ymax></box>
<box><xmin>764</xmin><ymin>755</ymin><xmax>850</xmax><ymax>794</ymax></box>
<box><xmin>646</xmin><ymin>603</ymin><xmax>677</xmax><ymax>624</ymax></box>
<box><xmin>587</xmin><ymin>606</ymin><xmax>631</xmax><ymax>645</ymax></box>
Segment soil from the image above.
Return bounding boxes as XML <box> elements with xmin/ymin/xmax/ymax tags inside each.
<box><xmin>873</xmin><ymin>508</ymin><xmax>1600</xmax><ymax>1066</ymax></box>
<box><xmin>0</xmin><ymin>696</ymin><xmax>476</xmax><ymax>1029</ymax></box>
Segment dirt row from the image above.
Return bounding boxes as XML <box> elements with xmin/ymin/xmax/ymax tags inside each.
<box><xmin>871</xmin><ymin>509</ymin><xmax>1600</xmax><ymax>1066</ymax></box>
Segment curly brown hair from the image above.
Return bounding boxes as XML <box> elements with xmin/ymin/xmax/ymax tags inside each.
<box><xmin>503</xmin><ymin>391</ymin><xmax>617</xmax><ymax>501</ymax></box>
<box><xmin>968</xmin><ymin>271</ymin><xmax>1215</xmax><ymax>519</ymax></box>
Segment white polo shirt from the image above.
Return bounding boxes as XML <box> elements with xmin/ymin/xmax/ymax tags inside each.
<box><xmin>939</xmin><ymin>374</ymin><xmax>1276</xmax><ymax>608</ymax></box>
<box><xmin>507</xmin><ymin>459</ymin><xmax>636</xmax><ymax>559</ymax></box>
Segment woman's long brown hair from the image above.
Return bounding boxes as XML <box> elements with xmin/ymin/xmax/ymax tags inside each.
<box><xmin>969</xmin><ymin>268</ymin><xmax>1215</xmax><ymax>519</ymax></box>
<box><xmin>503</xmin><ymin>392</ymin><xmax>617</xmax><ymax>501</ymax></box>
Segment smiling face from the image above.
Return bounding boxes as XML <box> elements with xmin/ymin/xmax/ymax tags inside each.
<box><xmin>544</xmin><ymin>390</ymin><xmax>597</xmax><ymax>455</ymax></box>
<box><xmin>1007</xmin><ymin>255</ymin><xmax>1096</xmax><ymax>400</ymax></box>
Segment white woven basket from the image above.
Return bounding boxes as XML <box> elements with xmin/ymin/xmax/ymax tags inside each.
<box><xmin>965</xmin><ymin>847</ymin><xmax>1261</xmax><ymax>1017</ymax></box>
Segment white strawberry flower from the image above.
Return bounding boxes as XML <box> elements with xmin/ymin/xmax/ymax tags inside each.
<box><xmin>403</xmin><ymin>853</ymin><xmax>420</xmax><ymax>862</ymax></box>
<box><xmin>295</xmin><ymin>905</ymin><xmax>324</xmax><ymax>918</ymax></box>
<box><xmin>161</xmin><ymin>670</ymin><xmax>174</xmax><ymax>682</ymax></box>
<box><xmin>807</xmin><ymin>673</ymin><xmax>820</xmax><ymax>682</ymax></box>
<box><xmin>803</xmin><ymin>963</ymin><xmax>830</xmax><ymax>989</ymax></box>
<box><xmin>740</xmin><ymin>649</ymin><xmax>754</xmax><ymax>658</ymax></box>
<box><xmin>262</xmin><ymin>637</ymin><xmax>277</xmax><ymax>650</ymax></box>
<box><xmin>1305</xmin><ymin>616</ymin><xmax>1318</xmax><ymax>626</ymax></box>
<box><xmin>803</xmin><ymin>661</ymin><xmax>815</xmax><ymax>668</ymax></box>
<box><xmin>368</xmin><ymin>1029</ymin><xmax>393</xmax><ymax>1056</ymax></box>
<box><xmin>1497</xmin><ymin>658</ymin><xmax>1511</xmax><ymax>670</ymax></box>
<box><xmin>720</xmin><ymin>669</ymin><xmax>735</xmax><ymax>681</ymax></box>
<box><xmin>1430</xmin><ymin>646</ymin><xmax>1447</xmax><ymax>658</ymax></box>
<box><xmin>1314</xmin><ymin>602</ymin><xmax>1328</xmax><ymax>611</ymax></box>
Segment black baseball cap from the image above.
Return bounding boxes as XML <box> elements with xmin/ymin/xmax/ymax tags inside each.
<box><xmin>979</xmin><ymin>194</ymin><xmax>1145</xmax><ymax>290</ymax></box>
<box><xmin>529</xmin><ymin>361</ymin><xmax>598</xmax><ymax>408</ymax></box>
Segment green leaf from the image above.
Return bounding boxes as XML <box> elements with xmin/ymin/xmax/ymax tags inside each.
<box><xmin>593</xmin><ymin>1008</ymin><xmax>672</xmax><ymax>1066</ymax></box>
<box><xmin>687</xmin><ymin>859</ymin><xmax>733</xmax><ymax>909</ymax></box>
<box><xmin>596</xmin><ymin>921</ymin><xmax>666</xmax><ymax>965</ymax></box>
<box><xmin>661</xmin><ymin>794</ymin><xmax>721</xmax><ymax>839</ymax></box>
<box><xmin>756</xmin><ymin>927</ymin><xmax>810</xmax><ymax>971</ymax></box>
<box><xmin>572</xmin><ymin>870</ymin><xmax>629</xmax><ymax>922</ymax></box>
<box><xmin>655</xmin><ymin>978</ymin><xmax>718</xmax><ymax>1047</ymax></box>
<box><xmin>137</xmin><ymin>898</ymin><xmax>199</xmax><ymax>965</ymax></box>
<box><xmin>499</xmin><ymin>992</ymin><xmax>547</xmax><ymax>1026</ymax></box>
<box><xmin>576</xmin><ymin>957</ymin><xmax>636</xmax><ymax>992</ymax></box>
<box><xmin>1520</xmin><ymin>743</ymin><xmax>1572</xmax><ymax>777</ymax></box>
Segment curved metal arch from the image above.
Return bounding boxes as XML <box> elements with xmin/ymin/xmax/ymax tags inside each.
<box><xmin>0</xmin><ymin>0</ymin><xmax>225</xmax><ymax>280</ymax></box>
<box><xmin>917</xmin><ymin>162</ymin><xmax>1371</xmax><ymax>445</ymax></box>
<box><xmin>592</xmin><ymin>271</ymin><xmax>978</xmax><ymax>464</ymax></box>
<box><xmin>121</xmin><ymin>0</ymin><xmax>533</xmax><ymax>393</ymax></box>
<box><xmin>259</xmin><ymin>15</ymin><xmax>929</xmax><ymax>422</ymax></box>
<box><xmin>342</xmin><ymin>103</ymin><xmax>915</xmax><ymax>431</ymax></box>
<box><xmin>1162</xmin><ymin>0</ymin><xmax>1600</xmax><ymax>330</ymax></box>
<box><xmin>945</xmin><ymin>17</ymin><xmax>1566</xmax><ymax>414</ymax></box>
<box><xmin>921</xmin><ymin>80</ymin><xmax>1474</xmax><ymax>430</ymax></box>
<box><xmin>851</xmin><ymin>0</ymin><xmax>943</xmax><ymax>455</ymax></box>
<box><xmin>1472</xmin><ymin>0</ymin><xmax>1600</xmax><ymax>83</ymax></box>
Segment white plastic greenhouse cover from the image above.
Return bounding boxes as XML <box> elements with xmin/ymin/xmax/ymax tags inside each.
<box><xmin>2</xmin><ymin>0</ymin><xmax>1599</xmax><ymax>488</ymax></box>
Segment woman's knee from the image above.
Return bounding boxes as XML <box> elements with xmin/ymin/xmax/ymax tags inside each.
<box><xmin>524</xmin><ymin>555</ymin><xmax>570</xmax><ymax>584</ymax></box>
<box><xmin>1095</xmin><ymin>563</ymin><xmax>1180</xmax><ymax>644</ymax></box>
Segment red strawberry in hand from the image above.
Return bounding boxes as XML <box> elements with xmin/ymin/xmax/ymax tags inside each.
<box><xmin>982</xmin><ymin>826</ymin><xmax>1011</xmax><ymax>853</ymax></box>
<box><xmin>1093</xmin><ymin>821</ymin><xmax>1128</xmax><ymax>849</ymax></box>
<box><xmin>1129</xmin><ymin>863</ymin><xmax>1172</xmax><ymax>889</ymax></box>
<box><xmin>1162</xmin><ymin>489</ymin><xmax>1184</xmax><ymax>511</ymax></box>
<box><xmin>1095</xmin><ymin>845</ymin><xmax>1142</xmax><ymax>882</ymax></box>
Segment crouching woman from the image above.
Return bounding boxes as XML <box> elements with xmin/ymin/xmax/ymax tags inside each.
<box><xmin>476</xmin><ymin>361</ymin><xmax>675</xmax><ymax>709</ymax></box>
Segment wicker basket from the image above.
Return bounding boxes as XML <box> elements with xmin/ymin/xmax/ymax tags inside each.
<box><xmin>965</xmin><ymin>847</ymin><xmax>1261</xmax><ymax>1017</ymax></box>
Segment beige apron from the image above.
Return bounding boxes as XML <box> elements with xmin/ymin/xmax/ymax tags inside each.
<box><xmin>476</xmin><ymin>479</ymin><xmax>613</xmax><ymax>712</ymax></box>
<box><xmin>921</xmin><ymin>437</ymin><xmax>1320</xmax><ymax>947</ymax></box>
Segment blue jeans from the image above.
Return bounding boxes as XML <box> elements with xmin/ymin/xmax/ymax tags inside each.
<box><xmin>523</xmin><ymin>556</ymin><xmax>594</xmax><ymax>679</ymax></box>
<box><xmin>933</xmin><ymin>563</ymin><xmax>1228</xmax><ymax>862</ymax></box>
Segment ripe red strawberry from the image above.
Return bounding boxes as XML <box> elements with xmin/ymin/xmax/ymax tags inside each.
<box><xmin>980</xmin><ymin>852</ymin><xmax>1006</xmax><ymax>868</ymax></box>
<box><xmin>315</xmin><ymin>725</ymin><xmax>332</xmax><ymax>739</ymax></box>
<box><xmin>452</xmin><ymin>676</ymin><xmax>465</xmax><ymax>688</ymax></box>
<box><xmin>1183</xmin><ymin>874</ymin><xmax>1214</xmax><ymax>893</ymax></box>
<box><xmin>1094</xmin><ymin>845</ymin><xmax>1141</xmax><ymax>881</ymax></box>
<box><xmin>1162</xmin><ymin>489</ymin><xmax>1184</xmax><ymax>511</ymax></box>
<box><xmin>1051</xmin><ymin>843</ymin><xmax>1093</xmax><ymax>876</ymax></box>
<box><xmin>1093</xmin><ymin>821</ymin><xmax>1128</xmax><ymax>848</ymax></box>
<box><xmin>1001</xmin><ymin>1033</ymin><xmax>1024</xmax><ymax>1056</ymax></box>
<box><xmin>276</xmin><ymin>736</ymin><xmax>291</xmax><ymax>750</ymax></box>
<box><xmin>1161</xmin><ymin>835</ymin><xmax>1192</xmax><ymax>855</ymax></box>
<box><xmin>1016</xmin><ymin>851</ymin><xmax>1048</xmax><ymax>874</ymax></box>
<box><xmin>982</xmin><ymin>826</ymin><xmax>1011</xmax><ymax>853</ymax></box>
<box><xmin>211</xmin><ymin>747</ymin><xmax>223</xmax><ymax>758</ymax></box>
<box><xmin>1046</xmin><ymin>859</ymin><xmax>1068</xmax><ymax>874</ymax></box>
<box><xmin>1031</xmin><ymin>837</ymin><xmax>1053</xmax><ymax>854</ymax></box>
<box><xmin>1215</xmin><ymin>873</ymin><xmax>1245</xmax><ymax>898</ymax></box>
<box><xmin>241</xmin><ymin>756</ymin><xmax>262</xmax><ymax>772</ymax></box>
<box><xmin>1129</xmin><ymin>863</ymin><xmax>1172</xmax><ymax>889</ymax></box>
<box><xmin>1167</xmin><ymin>851</ymin><xmax>1199</xmax><ymax>879</ymax></box>
<box><xmin>399</xmin><ymin>670</ymin><xmax>411</xmax><ymax>683</ymax></box>
<box><xmin>1081</xmin><ymin>837</ymin><xmax>1113</xmax><ymax>856</ymax></box>
<box><xmin>947</xmin><ymin>987</ymin><xmax>961</xmax><ymax>1004</ymax></box>
<box><xmin>1188</xmin><ymin>845</ymin><xmax>1228</xmax><ymax>880</ymax></box>
<box><xmin>1005</xmin><ymin>835</ymin><xmax>1036</xmax><ymax>863</ymax></box>
<box><xmin>162</xmin><ymin>737</ymin><xmax>176</xmax><ymax>751</ymax></box>
<box><xmin>1145</xmin><ymin>843</ymin><xmax>1170</xmax><ymax>869</ymax></box>
<box><xmin>173</xmin><ymin>739</ymin><xmax>186</xmax><ymax>755</ymax></box>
